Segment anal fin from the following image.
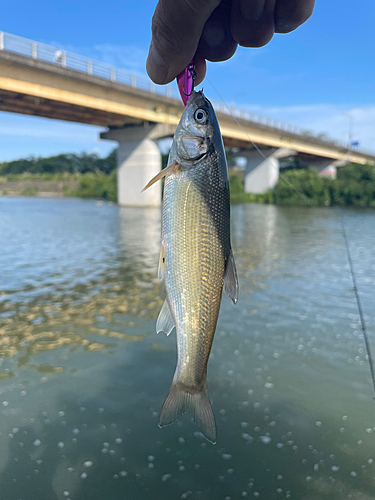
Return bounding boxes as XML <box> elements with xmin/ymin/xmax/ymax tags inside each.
<box><xmin>223</xmin><ymin>250</ymin><xmax>239</xmax><ymax>305</ymax></box>
<box><xmin>156</xmin><ymin>299</ymin><xmax>175</xmax><ymax>336</ymax></box>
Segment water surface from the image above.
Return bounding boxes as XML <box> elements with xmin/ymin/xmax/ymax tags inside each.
<box><xmin>0</xmin><ymin>197</ymin><xmax>375</xmax><ymax>500</ymax></box>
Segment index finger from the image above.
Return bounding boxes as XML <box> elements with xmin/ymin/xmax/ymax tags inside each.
<box><xmin>146</xmin><ymin>0</ymin><xmax>220</xmax><ymax>84</ymax></box>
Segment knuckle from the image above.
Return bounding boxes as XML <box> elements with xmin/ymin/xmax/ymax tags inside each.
<box><xmin>295</xmin><ymin>1</ymin><xmax>315</xmax><ymax>23</ymax></box>
<box><xmin>275</xmin><ymin>22</ymin><xmax>299</xmax><ymax>34</ymax></box>
<box><xmin>275</xmin><ymin>0</ymin><xmax>315</xmax><ymax>32</ymax></box>
<box><xmin>151</xmin><ymin>10</ymin><xmax>186</xmax><ymax>55</ymax></box>
<box><xmin>185</xmin><ymin>0</ymin><xmax>221</xmax><ymax>14</ymax></box>
<box><xmin>150</xmin><ymin>0</ymin><xmax>223</xmax><ymax>61</ymax></box>
<box><xmin>236</xmin><ymin>27</ymin><xmax>274</xmax><ymax>48</ymax></box>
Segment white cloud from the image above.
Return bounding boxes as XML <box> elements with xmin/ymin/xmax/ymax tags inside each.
<box><xmin>0</xmin><ymin>117</ymin><xmax>99</xmax><ymax>141</ymax></box>
<box><xmin>91</xmin><ymin>44</ymin><xmax>147</xmax><ymax>73</ymax></box>
<box><xmin>46</xmin><ymin>40</ymin><xmax>148</xmax><ymax>74</ymax></box>
<box><xmin>230</xmin><ymin>103</ymin><xmax>375</xmax><ymax>152</ymax></box>
<box><xmin>0</xmin><ymin>113</ymin><xmax>116</xmax><ymax>161</ymax></box>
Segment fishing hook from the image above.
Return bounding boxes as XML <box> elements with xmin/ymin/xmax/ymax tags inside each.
<box><xmin>184</xmin><ymin>62</ymin><xmax>197</xmax><ymax>96</ymax></box>
<box><xmin>177</xmin><ymin>60</ymin><xmax>197</xmax><ymax>106</ymax></box>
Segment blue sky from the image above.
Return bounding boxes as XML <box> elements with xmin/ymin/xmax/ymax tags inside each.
<box><xmin>1</xmin><ymin>0</ymin><xmax>375</xmax><ymax>160</ymax></box>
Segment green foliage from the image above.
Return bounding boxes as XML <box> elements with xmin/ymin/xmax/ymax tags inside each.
<box><xmin>69</xmin><ymin>171</ymin><xmax>117</xmax><ymax>202</ymax></box>
<box><xmin>229</xmin><ymin>170</ymin><xmax>272</xmax><ymax>204</ymax></box>
<box><xmin>161</xmin><ymin>152</ymin><xmax>169</xmax><ymax>170</ymax></box>
<box><xmin>273</xmin><ymin>168</ymin><xmax>331</xmax><ymax>206</ymax></box>
<box><xmin>21</xmin><ymin>187</ymin><xmax>38</xmax><ymax>196</ymax></box>
<box><xmin>273</xmin><ymin>164</ymin><xmax>375</xmax><ymax>207</ymax></box>
<box><xmin>0</xmin><ymin>149</ymin><xmax>117</xmax><ymax>176</ymax></box>
<box><xmin>3</xmin><ymin>172</ymin><xmax>80</xmax><ymax>182</ymax></box>
<box><xmin>2</xmin><ymin>147</ymin><xmax>374</xmax><ymax>207</ymax></box>
<box><xmin>225</xmin><ymin>149</ymin><xmax>236</xmax><ymax>168</ymax></box>
<box><xmin>229</xmin><ymin>164</ymin><xmax>375</xmax><ymax>207</ymax></box>
<box><xmin>333</xmin><ymin>164</ymin><xmax>375</xmax><ymax>207</ymax></box>
<box><xmin>0</xmin><ymin>149</ymin><xmax>118</xmax><ymax>202</ymax></box>
<box><xmin>0</xmin><ymin>158</ymin><xmax>34</xmax><ymax>175</ymax></box>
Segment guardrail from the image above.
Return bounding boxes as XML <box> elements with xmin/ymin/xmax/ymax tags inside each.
<box><xmin>0</xmin><ymin>31</ymin><xmax>180</xmax><ymax>99</ymax></box>
<box><xmin>0</xmin><ymin>31</ymin><xmax>374</xmax><ymax>157</ymax></box>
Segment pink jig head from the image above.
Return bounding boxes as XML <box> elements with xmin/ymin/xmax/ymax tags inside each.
<box><xmin>177</xmin><ymin>60</ymin><xmax>197</xmax><ymax>106</ymax></box>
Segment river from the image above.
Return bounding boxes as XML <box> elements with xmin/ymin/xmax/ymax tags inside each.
<box><xmin>0</xmin><ymin>196</ymin><xmax>374</xmax><ymax>500</ymax></box>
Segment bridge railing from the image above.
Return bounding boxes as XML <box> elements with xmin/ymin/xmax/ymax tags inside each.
<box><xmin>0</xmin><ymin>31</ymin><xmax>180</xmax><ymax>99</ymax></box>
<box><xmin>0</xmin><ymin>31</ymin><xmax>374</xmax><ymax>157</ymax></box>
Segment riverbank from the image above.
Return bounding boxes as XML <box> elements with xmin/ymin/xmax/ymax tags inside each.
<box><xmin>1</xmin><ymin>163</ymin><xmax>374</xmax><ymax>207</ymax></box>
<box><xmin>230</xmin><ymin>164</ymin><xmax>375</xmax><ymax>207</ymax></box>
<box><xmin>0</xmin><ymin>173</ymin><xmax>79</xmax><ymax>197</ymax></box>
<box><xmin>0</xmin><ymin>170</ymin><xmax>267</xmax><ymax>203</ymax></box>
<box><xmin>0</xmin><ymin>172</ymin><xmax>116</xmax><ymax>201</ymax></box>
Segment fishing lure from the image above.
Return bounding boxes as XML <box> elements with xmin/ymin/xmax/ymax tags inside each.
<box><xmin>177</xmin><ymin>60</ymin><xmax>197</xmax><ymax>106</ymax></box>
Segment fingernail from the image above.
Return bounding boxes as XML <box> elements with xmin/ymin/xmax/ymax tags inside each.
<box><xmin>240</xmin><ymin>0</ymin><xmax>266</xmax><ymax>21</ymax></box>
<box><xmin>202</xmin><ymin>23</ymin><xmax>226</xmax><ymax>48</ymax></box>
<box><xmin>146</xmin><ymin>44</ymin><xmax>169</xmax><ymax>84</ymax></box>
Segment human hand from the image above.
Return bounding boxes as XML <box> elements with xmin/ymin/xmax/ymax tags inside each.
<box><xmin>146</xmin><ymin>0</ymin><xmax>315</xmax><ymax>85</ymax></box>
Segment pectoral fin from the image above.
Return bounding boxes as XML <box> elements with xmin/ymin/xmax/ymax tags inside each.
<box><xmin>223</xmin><ymin>250</ymin><xmax>239</xmax><ymax>305</ymax></box>
<box><xmin>142</xmin><ymin>161</ymin><xmax>179</xmax><ymax>192</ymax></box>
<box><xmin>156</xmin><ymin>299</ymin><xmax>175</xmax><ymax>336</ymax></box>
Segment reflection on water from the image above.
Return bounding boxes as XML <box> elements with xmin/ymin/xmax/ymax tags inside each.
<box><xmin>0</xmin><ymin>197</ymin><xmax>375</xmax><ymax>500</ymax></box>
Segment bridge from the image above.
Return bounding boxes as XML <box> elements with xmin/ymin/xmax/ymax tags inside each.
<box><xmin>1</xmin><ymin>32</ymin><xmax>374</xmax><ymax>206</ymax></box>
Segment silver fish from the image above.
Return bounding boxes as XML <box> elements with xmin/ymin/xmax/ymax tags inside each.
<box><xmin>144</xmin><ymin>90</ymin><xmax>238</xmax><ymax>443</ymax></box>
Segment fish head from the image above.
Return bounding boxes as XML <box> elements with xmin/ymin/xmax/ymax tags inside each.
<box><xmin>174</xmin><ymin>90</ymin><xmax>220</xmax><ymax>165</ymax></box>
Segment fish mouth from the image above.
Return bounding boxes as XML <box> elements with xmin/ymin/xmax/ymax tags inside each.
<box><xmin>189</xmin><ymin>89</ymin><xmax>209</xmax><ymax>106</ymax></box>
<box><xmin>180</xmin><ymin>147</ymin><xmax>208</xmax><ymax>163</ymax></box>
<box><xmin>190</xmin><ymin>150</ymin><xmax>208</xmax><ymax>162</ymax></box>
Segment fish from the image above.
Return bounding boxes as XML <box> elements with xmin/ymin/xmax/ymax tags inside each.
<box><xmin>143</xmin><ymin>90</ymin><xmax>239</xmax><ymax>443</ymax></box>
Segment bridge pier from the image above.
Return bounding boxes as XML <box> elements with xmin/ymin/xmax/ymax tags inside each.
<box><xmin>241</xmin><ymin>148</ymin><xmax>296</xmax><ymax>194</ymax></box>
<box><xmin>300</xmin><ymin>159</ymin><xmax>348</xmax><ymax>179</ymax></box>
<box><xmin>101</xmin><ymin>124</ymin><xmax>174</xmax><ymax>207</ymax></box>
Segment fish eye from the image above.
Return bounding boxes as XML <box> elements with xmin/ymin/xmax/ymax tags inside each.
<box><xmin>194</xmin><ymin>109</ymin><xmax>208</xmax><ymax>124</ymax></box>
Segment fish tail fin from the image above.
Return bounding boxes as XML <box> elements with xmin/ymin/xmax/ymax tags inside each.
<box><xmin>158</xmin><ymin>380</ymin><xmax>216</xmax><ymax>444</ymax></box>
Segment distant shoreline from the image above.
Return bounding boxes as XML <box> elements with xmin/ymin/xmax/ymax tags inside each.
<box><xmin>2</xmin><ymin>165</ymin><xmax>375</xmax><ymax>208</ymax></box>
<box><xmin>0</xmin><ymin>192</ymin><xmax>66</xmax><ymax>198</ymax></box>
<box><xmin>0</xmin><ymin>172</ymin><xmax>116</xmax><ymax>202</ymax></box>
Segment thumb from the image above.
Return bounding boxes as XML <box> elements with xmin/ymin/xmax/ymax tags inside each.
<box><xmin>146</xmin><ymin>0</ymin><xmax>220</xmax><ymax>84</ymax></box>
